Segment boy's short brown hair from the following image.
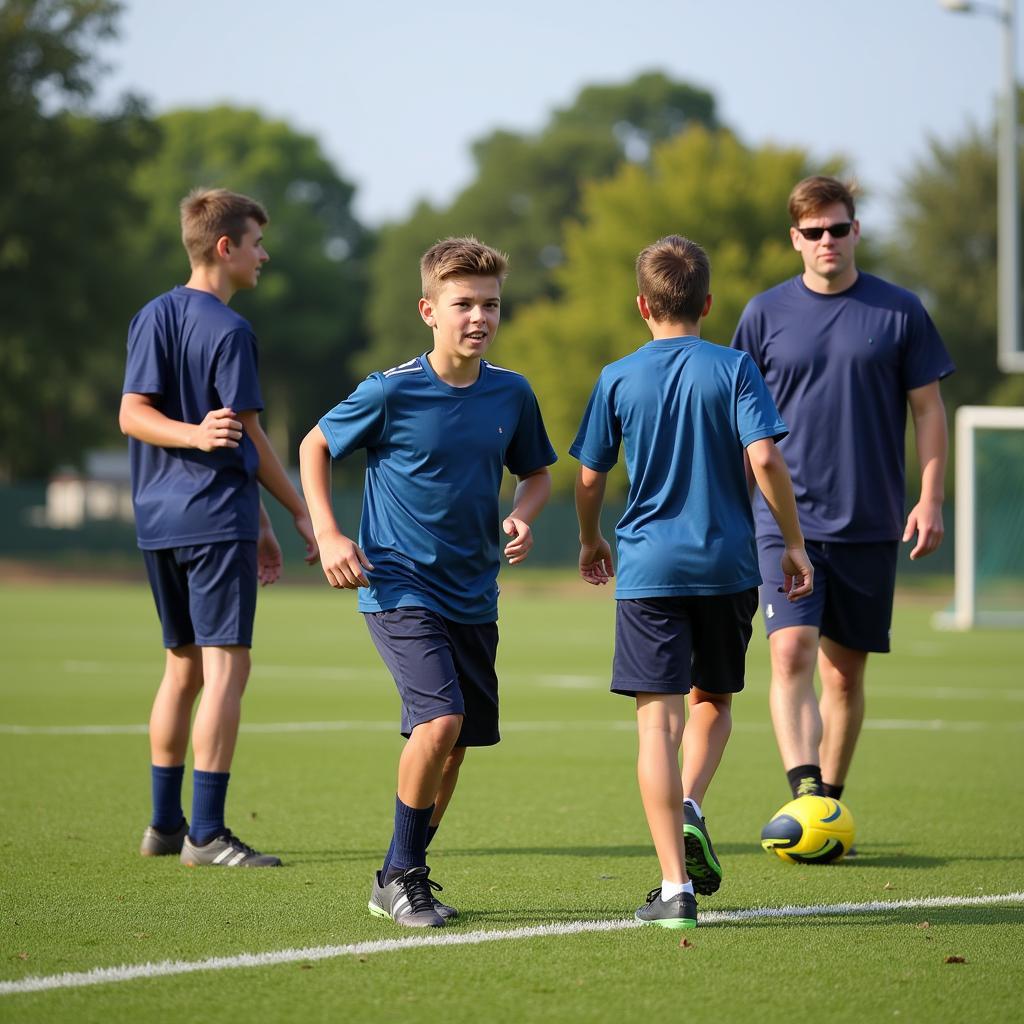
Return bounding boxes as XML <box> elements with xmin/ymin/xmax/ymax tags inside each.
<box><xmin>420</xmin><ymin>237</ymin><xmax>509</xmax><ymax>300</ymax></box>
<box><xmin>635</xmin><ymin>235</ymin><xmax>710</xmax><ymax>323</ymax></box>
<box><xmin>788</xmin><ymin>175</ymin><xmax>857</xmax><ymax>223</ymax></box>
<box><xmin>180</xmin><ymin>187</ymin><xmax>268</xmax><ymax>267</ymax></box>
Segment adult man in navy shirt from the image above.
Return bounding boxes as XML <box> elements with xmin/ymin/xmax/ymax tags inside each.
<box><xmin>121</xmin><ymin>188</ymin><xmax>317</xmax><ymax>868</ymax></box>
<box><xmin>299</xmin><ymin>237</ymin><xmax>556</xmax><ymax>927</ymax></box>
<box><xmin>732</xmin><ymin>176</ymin><xmax>954</xmax><ymax>825</ymax></box>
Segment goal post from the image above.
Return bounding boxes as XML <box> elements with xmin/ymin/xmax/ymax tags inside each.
<box><xmin>934</xmin><ymin>405</ymin><xmax>1024</xmax><ymax>630</ymax></box>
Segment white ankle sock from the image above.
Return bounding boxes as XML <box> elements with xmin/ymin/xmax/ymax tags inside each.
<box><xmin>684</xmin><ymin>797</ymin><xmax>702</xmax><ymax>818</ymax></box>
<box><xmin>661</xmin><ymin>879</ymin><xmax>695</xmax><ymax>900</ymax></box>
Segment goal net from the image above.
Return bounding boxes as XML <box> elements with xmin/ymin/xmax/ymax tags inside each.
<box><xmin>935</xmin><ymin>406</ymin><xmax>1024</xmax><ymax>630</ymax></box>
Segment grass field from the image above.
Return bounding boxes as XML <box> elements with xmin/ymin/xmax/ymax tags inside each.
<box><xmin>1</xmin><ymin>576</ymin><xmax>1022</xmax><ymax>1023</ymax></box>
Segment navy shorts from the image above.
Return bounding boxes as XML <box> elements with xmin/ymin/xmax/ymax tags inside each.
<box><xmin>757</xmin><ymin>537</ymin><xmax>899</xmax><ymax>653</ymax></box>
<box><xmin>142</xmin><ymin>541</ymin><xmax>257</xmax><ymax>649</ymax></box>
<box><xmin>364</xmin><ymin>606</ymin><xmax>500</xmax><ymax>746</ymax></box>
<box><xmin>611</xmin><ymin>591</ymin><xmax>759</xmax><ymax>698</ymax></box>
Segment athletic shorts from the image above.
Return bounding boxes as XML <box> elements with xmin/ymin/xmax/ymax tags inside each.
<box><xmin>142</xmin><ymin>540</ymin><xmax>257</xmax><ymax>649</ymax></box>
<box><xmin>756</xmin><ymin>537</ymin><xmax>899</xmax><ymax>653</ymax></box>
<box><xmin>611</xmin><ymin>590</ymin><xmax>759</xmax><ymax>698</ymax></box>
<box><xmin>364</xmin><ymin>606</ymin><xmax>500</xmax><ymax>746</ymax></box>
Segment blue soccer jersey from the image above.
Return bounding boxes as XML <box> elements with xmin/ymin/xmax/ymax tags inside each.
<box><xmin>732</xmin><ymin>273</ymin><xmax>955</xmax><ymax>543</ymax></box>
<box><xmin>123</xmin><ymin>287</ymin><xmax>264</xmax><ymax>550</ymax></box>
<box><xmin>570</xmin><ymin>336</ymin><xmax>787</xmax><ymax>598</ymax></box>
<box><xmin>318</xmin><ymin>354</ymin><xmax>557</xmax><ymax>623</ymax></box>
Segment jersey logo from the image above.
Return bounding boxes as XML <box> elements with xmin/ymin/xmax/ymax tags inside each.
<box><xmin>498</xmin><ymin>426</ymin><xmax>504</xmax><ymax>434</ymax></box>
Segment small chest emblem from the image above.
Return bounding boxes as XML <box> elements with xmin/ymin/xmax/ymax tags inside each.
<box><xmin>498</xmin><ymin>426</ymin><xmax>504</xmax><ymax>434</ymax></box>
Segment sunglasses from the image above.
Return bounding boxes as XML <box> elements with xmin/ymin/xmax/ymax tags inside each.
<box><xmin>794</xmin><ymin>222</ymin><xmax>853</xmax><ymax>241</ymax></box>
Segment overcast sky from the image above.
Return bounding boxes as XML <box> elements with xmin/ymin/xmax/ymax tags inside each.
<box><xmin>96</xmin><ymin>0</ymin><xmax>1021</xmax><ymax>234</ymax></box>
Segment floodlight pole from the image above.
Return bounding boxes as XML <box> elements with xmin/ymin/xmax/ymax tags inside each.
<box><xmin>941</xmin><ymin>0</ymin><xmax>1021</xmax><ymax>371</ymax></box>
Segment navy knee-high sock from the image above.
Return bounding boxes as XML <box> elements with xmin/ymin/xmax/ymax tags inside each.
<box><xmin>190</xmin><ymin>770</ymin><xmax>230</xmax><ymax>844</ymax></box>
<box><xmin>383</xmin><ymin>796</ymin><xmax>434</xmax><ymax>884</ymax></box>
<box><xmin>150</xmin><ymin>764</ymin><xmax>185</xmax><ymax>832</ymax></box>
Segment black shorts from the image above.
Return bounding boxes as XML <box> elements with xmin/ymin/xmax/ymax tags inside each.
<box><xmin>142</xmin><ymin>541</ymin><xmax>257</xmax><ymax>649</ymax></box>
<box><xmin>611</xmin><ymin>590</ymin><xmax>759</xmax><ymax>698</ymax></box>
<box><xmin>364</xmin><ymin>606</ymin><xmax>500</xmax><ymax>746</ymax></box>
<box><xmin>757</xmin><ymin>538</ymin><xmax>898</xmax><ymax>653</ymax></box>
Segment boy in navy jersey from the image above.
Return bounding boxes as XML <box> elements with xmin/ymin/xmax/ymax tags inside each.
<box><xmin>732</xmin><ymin>176</ymin><xmax>953</xmax><ymax>824</ymax></box>
<box><xmin>572</xmin><ymin>236</ymin><xmax>813</xmax><ymax>928</ymax></box>
<box><xmin>121</xmin><ymin>188</ymin><xmax>317</xmax><ymax>868</ymax></box>
<box><xmin>299</xmin><ymin>237</ymin><xmax>556</xmax><ymax>927</ymax></box>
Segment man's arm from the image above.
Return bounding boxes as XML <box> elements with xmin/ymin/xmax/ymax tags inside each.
<box><xmin>297</xmin><ymin>425</ymin><xmax>374</xmax><ymax>589</ymax></box>
<box><xmin>236</xmin><ymin>410</ymin><xmax>317</xmax><ymax>564</ymax></box>
<box><xmin>502</xmin><ymin>467</ymin><xmax>552</xmax><ymax>565</ymax></box>
<box><xmin>575</xmin><ymin>465</ymin><xmax>614</xmax><ymax>586</ymax></box>
<box><xmin>119</xmin><ymin>393</ymin><xmax>242</xmax><ymax>451</ymax></box>
<box><xmin>746</xmin><ymin>438</ymin><xmax>813</xmax><ymax>601</ymax></box>
<box><xmin>904</xmin><ymin>382</ymin><xmax>948</xmax><ymax>560</ymax></box>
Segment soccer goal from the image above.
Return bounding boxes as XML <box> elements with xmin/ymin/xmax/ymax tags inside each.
<box><xmin>934</xmin><ymin>405</ymin><xmax>1024</xmax><ymax>630</ymax></box>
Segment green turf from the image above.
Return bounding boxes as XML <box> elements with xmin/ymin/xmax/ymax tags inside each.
<box><xmin>1</xmin><ymin>578</ymin><xmax>1022</xmax><ymax>1023</ymax></box>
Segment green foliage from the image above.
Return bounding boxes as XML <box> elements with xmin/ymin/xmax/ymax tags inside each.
<box><xmin>498</xmin><ymin>126</ymin><xmax>829</xmax><ymax>492</ymax></box>
<box><xmin>0</xmin><ymin>0</ymin><xmax>154</xmax><ymax>479</ymax></box>
<box><xmin>359</xmin><ymin>72</ymin><xmax>718</xmax><ymax>377</ymax></box>
<box><xmin>129</xmin><ymin>107</ymin><xmax>370</xmax><ymax>458</ymax></box>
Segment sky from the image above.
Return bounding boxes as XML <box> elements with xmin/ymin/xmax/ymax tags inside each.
<box><xmin>95</xmin><ymin>0</ymin><xmax>1022</xmax><ymax>234</ymax></box>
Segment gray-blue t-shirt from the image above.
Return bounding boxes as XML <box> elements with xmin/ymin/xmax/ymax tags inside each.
<box><xmin>569</xmin><ymin>337</ymin><xmax>787</xmax><ymax>598</ymax></box>
<box><xmin>318</xmin><ymin>354</ymin><xmax>558</xmax><ymax>624</ymax></box>
<box><xmin>122</xmin><ymin>286</ymin><xmax>263</xmax><ymax>550</ymax></box>
<box><xmin>732</xmin><ymin>273</ymin><xmax>955</xmax><ymax>543</ymax></box>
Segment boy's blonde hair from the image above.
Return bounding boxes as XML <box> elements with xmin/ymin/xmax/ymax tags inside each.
<box><xmin>420</xmin><ymin>237</ymin><xmax>509</xmax><ymax>300</ymax></box>
<box><xmin>788</xmin><ymin>175</ymin><xmax>857</xmax><ymax>223</ymax></box>
<box><xmin>636</xmin><ymin>235</ymin><xmax>710</xmax><ymax>323</ymax></box>
<box><xmin>180</xmin><ymin>187</ymin><xmax>268</xmax><ymax>267</ymax></box>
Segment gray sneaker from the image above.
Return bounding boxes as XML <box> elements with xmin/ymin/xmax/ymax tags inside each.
<box><xmin>368</xmin><ymin>867</ymin><xmax>446</xmax><ymax>928</ymax></box>
<box><xmin>180</xmin><ymin>831</ymin><xmax>282</xmax><ymax>867</ymax></box>
<box><xmin>635</xmin><ymin>887</ymin><xmax>697</xmax><ymax>929</ymax></box>
<box><xmin>683</xmin><ymin>802</ymin><xmax>722</xmax><ymax>895</ymax></box>
<box><xmin>140</xmin><ymin>820</ymin><xmax>188</xmax><ymax>857</ymax></box>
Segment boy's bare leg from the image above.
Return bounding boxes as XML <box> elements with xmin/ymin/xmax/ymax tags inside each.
<box><xmin>635</xmin><ymin>693</ymin><xmax>688</xmax><ymax>883</ymax></box>
<box><xmin>431</xmin><ymin>746</ymin><xmax>467</xmax><ymax>828</ymax></box>
<box><xmin>767</xmin><ymin>625</ymin><xmax>822</xmax><ymax>769</ymax></box>
<box><xmin>397</xmin><ymin>715</ymin><xmax>463</xmax><ymax>809</ymax></box>
<box><xmin>817</xmin><ymin>638</ymin><xmax>867</xmax><ymax>788</ymax></box>
<box><xmin>681</xmin><ymin>688</ymin><xmax>732</xmax><ymax>807</ymax></box>
<box><xmin>149</xmin><ymin>646</ymin><xmax>203</xmax><ymax>766</ymax></box>
<box><xmin>191</xmin><ymin>646</ymin><xmax>251</xmax><ymax>772</ymax></box>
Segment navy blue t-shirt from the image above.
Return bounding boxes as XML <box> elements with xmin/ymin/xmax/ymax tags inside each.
<box><xmin>122</xmin><ymin>286</ymin><xmax>263</xmax><ymax>550</ymax></box>
<box><xmin>570</xmin><ymin>337</ymin><xmax>787</xmax><ymax>598</ymax></box>
<box><xmin>732</xmin><ymin>273</ymin><xmax>954</xmax><ymax>543</ymax></box>
<box><xmin>318</xmin><ymin>354</ymin><xmax>558</xmax><ymax>624</ymax></box>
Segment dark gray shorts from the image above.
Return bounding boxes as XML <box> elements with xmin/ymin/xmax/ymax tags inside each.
<box><xmin>611</xmin><ymin>591</ymin><xmax>759</xmax><ymax>698</ymax></box>
<box><xmin>757</xmin><ymin>538</ymin><xmax>898</xmax><ymax>653</ymax></box>
<box><xmin>364</xmin><ymin>606</ymin><xmax>500</xmax><ymax>746</ymax></box>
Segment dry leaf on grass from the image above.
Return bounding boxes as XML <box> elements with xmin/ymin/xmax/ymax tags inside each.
<box><xmin>678</xmin><ymin>937</ymin><xmax>695</xmax><ymax>949</ymax></box>
<box><xmin>916</xmin><ymin>921</ymin><xmax>930</xmax><ymax>929</ymax></box>
<box><xmin>944</xmin><ymin>956</ymin><xmax>967</xmax><ymax>964</ymax></box>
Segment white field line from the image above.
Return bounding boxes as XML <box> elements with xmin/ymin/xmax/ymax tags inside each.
<box><xmin>2</xmin><ymin>718</ymin><xmax>1022</xmax><ymax>737</ymax></box>
<box><xmin>2</xmin><ymin>892</ymin><xmax>1021</xmax><ymax>997</ymax></box>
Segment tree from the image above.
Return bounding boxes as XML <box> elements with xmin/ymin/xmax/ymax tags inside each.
<box><xmin>0</xmin><ymin>0</ymin><xmax>155</xmax><ymax>479</ymax></box>
<box><xmin>886</xmin><ymin>99</ymin><xmax>1024</xmax><ymax>412</ymax></box>
<box><xmin>128</xmin><ymin>107</ymin><xmax>370</xmax><ymax>460</ymax></box>
<box><xmin>496</xmin><ymin>126</ymin><xmax>838</xmax><ymax>493</ymax></box>
<box><xmin>359</xmin><ymin>72</ymin><xmax>719</xmax><ymax>377</ymax></box>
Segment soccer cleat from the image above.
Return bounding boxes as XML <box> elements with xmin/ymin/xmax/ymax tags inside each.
<box><xmin>368</xmin><ymin>866</ymin><xmax>447</xmax><ymax>928</ymax></box>
<box><xmin>180</xmin><ymin>831</ymin><xmax>282</xmax><ymax>867</ymax></box>
<box><xmin>683</xmin><ymin>802</ymin><xmax>723</xmax><ymax>895</ymax></box>
<box><xmin>431</xmin><ymin>887</ymin><xmax>459</xmax><ymax>921</ymax></box>
<box><xmin>140</xmin><ymin>819</ymin><xmax>188</xmax><ymax>857</ymax></box>
<box><xmin>635</xmin><ymin>887</ymin><xmax>698</xmax><ymax>929</ymax></box>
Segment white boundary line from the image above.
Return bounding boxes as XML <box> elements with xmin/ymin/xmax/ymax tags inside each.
<box><xmin>3</xmin><ymin>892</ymin><xmax>1021</xmax><ymax>997</ymax></box>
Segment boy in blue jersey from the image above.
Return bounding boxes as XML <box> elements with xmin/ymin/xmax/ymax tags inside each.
<box><xmin>299</xmin><ymin>237</ymin><xmax>556</xmax><ymax>928</ymax></box>
<box><xmin>732</xmin><ymin>176</ymin><xmax>953</xmax><ymax>824</ymax></box>
<box><xmin>120</xmin><ymin>188</ymin><xmax>318</xmax><ymax>868</ymax></box>
<box><xmin>571</xmin><ymin>236</ymin><xmax>813</xmax><ymax>928</ymax></box>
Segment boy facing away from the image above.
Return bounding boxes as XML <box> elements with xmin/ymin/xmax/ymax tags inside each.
<box><xmin>299</xmin><ymin>237</ymin><xmax>556</xmax><ymax>927</ymax></box>
<box><xmin>120</xmin><ymin>188</ymin><xmax>318</xmax><ymax>868</ymax></box>
<box><xmin>571</xmin><ymin>236</ymin><xmax>813</xmax><ymax>928</ymax></box>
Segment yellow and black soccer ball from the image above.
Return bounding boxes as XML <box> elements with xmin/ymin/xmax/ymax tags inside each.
<box><xmin>760</xmin><ymin>795</ymin><xmax>856</xmax><ymax>864</ymax></box>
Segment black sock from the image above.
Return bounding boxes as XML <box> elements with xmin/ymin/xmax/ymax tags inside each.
<box><xmin>822</xmin><ymin>782</ymin><xmax>844</xmax><ymax>800</ymax></box>
<box><xmin>786</xmin><ymin>764</ymin><xmax>823</xmax><ymax>799</ymax></box>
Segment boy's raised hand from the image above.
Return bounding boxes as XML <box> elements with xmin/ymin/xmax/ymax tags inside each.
<box><xmin>579</xmin><ymin>536</ymin><xmax>615</xmax><ymax>586</ymax></box>
<box><xmin>502</xmin><ymin>516</ymin><xmax>533</xmax><ymax>565</ymax></box>
<box><xmin>318</xmin><ymin>528</ymin><xmax>374</xmax><ymax>589</ymax></box>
